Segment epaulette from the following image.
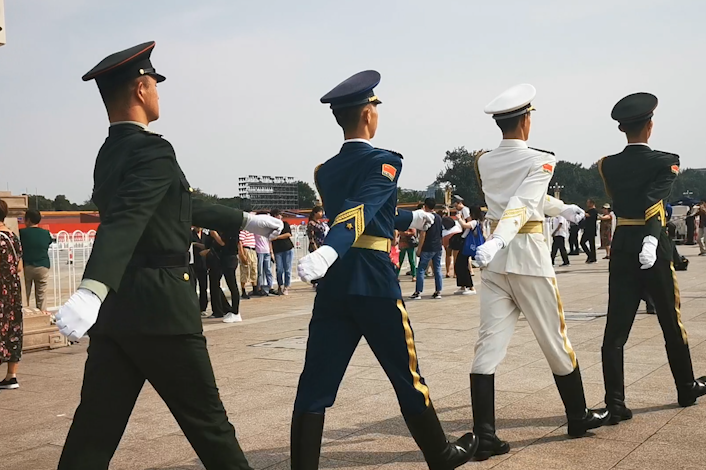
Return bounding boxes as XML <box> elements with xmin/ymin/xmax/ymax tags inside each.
<box><xmin>377</xmin><ymin>148</ymin><xmax>404</xmax><ymax>159</ymax></box>
<box><xmin>528</xmin><ymin>147</ymin><xmax>555</xmax><ymax>155</ymax></box>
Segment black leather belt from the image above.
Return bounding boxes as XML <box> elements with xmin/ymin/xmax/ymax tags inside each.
<box><xmin>128</xmin><ymin>253</ymin><xmax>189</xmax><ymax>268</ymax></box>
<box><xmin>244</xmin><ymin>246</ymin><xmax>256</xmax><ymax>250</ymax></box>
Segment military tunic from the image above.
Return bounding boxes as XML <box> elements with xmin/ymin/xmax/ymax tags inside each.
<box><xmin>599</xmin><ymin>144</ymin><xmax>694</xmax><ymax>408</ymax></box>
<box><xmin>293</xmin><ymin>140</ymin><xmax>431</xmax><ymax>416</ymax></box>
<box><xmin>58</xmin><ymin>123</ymin><xmax>252</xmax><ymax>470</ymax></box>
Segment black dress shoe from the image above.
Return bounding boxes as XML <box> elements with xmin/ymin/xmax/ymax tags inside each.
<box><xmin>678</xmin><ymin>376</ymin><xmax>706</xmax><ymax>407</ymax></box>
<box><xmin>475</xmin><ymin>434</ymin><xmax>510</xmax><ymax>461</ymax></box>
<box><xmin>567</xmin><ymin>408</ymin><xmax>611</xmax><ymax>437</ymax></box>
<box><xmin>607</xmin><ymin>404</ymin><xmax>632</xmax><ymax>425</ymax></box>
<box><xmin>404</xmin><ymin>403</ymin><xmax>478</xmax><ymax>470</ymax></box>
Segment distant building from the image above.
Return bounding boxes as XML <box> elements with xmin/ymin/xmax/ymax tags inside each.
<box><xmin>238</xmin><ymin>175</ymin><xmax>298</xmax><ymax>210</ymax></box>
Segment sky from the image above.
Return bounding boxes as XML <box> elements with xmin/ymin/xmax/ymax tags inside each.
<box><xmin>1</xmin><ymin>0</ymin><xmax>705</xmax><ymax>202</ymax></box>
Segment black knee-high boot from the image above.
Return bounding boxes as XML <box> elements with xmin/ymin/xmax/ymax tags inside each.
<box><xmin>470</xmin><ymin>374</ymin><xmax>510</xmax><ymax>461</ymax></box>
<box><xmin>554</xmin><ymin>366</ymin><xmax>610</xmax><ymax>437</ymax></box>
<box><xmin>290</xmin><ymin>412</ymin><xmax>325</xmax><ymax>470</ymax></box>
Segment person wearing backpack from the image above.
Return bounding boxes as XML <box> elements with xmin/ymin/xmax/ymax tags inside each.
<box><xmin>455</xmin><ymin>206</ymin><xmax>484</xmax><ymax>295</ymax></box>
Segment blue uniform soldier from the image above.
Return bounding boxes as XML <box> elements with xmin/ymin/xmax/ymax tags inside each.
<box><xmin>292</xmin><ymin>71</ymin><xmax>478</xmax><ymax>470</ymax></box>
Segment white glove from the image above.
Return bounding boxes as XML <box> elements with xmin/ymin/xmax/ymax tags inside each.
<box><xmin>560</xmin><ymin>205</ymin><xmax>586</xmax><ymax>224</ymax></box>
<box><xmin>474</xmin><ymin>237</ymin><xmax>505</xmax><ymax>268</ymax></box>
<box><xmin>639</xmin><ymin>235</ymin><xmax>658</xmax><ymax>270</ymax></box>
<box><xmin>410</xmin><ymin>210</ymin><xmax>435</xmax><ymax>231</ymax></box>
<box><xmin>243</xmin><ymin>214</ymin><xmax>284</xmax><ymax>240</ymax></box>
<box><xmin>297</xmin><ymin>245</ymin><xmax>339</xmax><ymax>282</ymax></box>
<box><xmin>55</xmin><ymin>288</ymin><xmax>102</xmax><ymax>342</ymax></box>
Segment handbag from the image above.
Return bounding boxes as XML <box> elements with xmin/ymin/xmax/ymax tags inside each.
<box><xmin>461</xmin><ymin>224</ymin><xmax>485</xmax><ymax>258</ymax></box>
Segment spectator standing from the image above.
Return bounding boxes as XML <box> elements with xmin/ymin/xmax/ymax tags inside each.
<box><xmin>19</xmin><ymin>209</ymin><xmax>53</xmax><ymax>312</ymax></box>
<box><xmin>214</xmin><ymin>229</ymin><xmax>242</xmax><ymax>323</ymax></box>
<box><xmin>550</xmin><ymin>215</ymin><xmax>570</xmax><ymax>266</ymax></box>
<box><xmin>190</xmin><ymin>227</ymin><xmax>209</xmax><ymax>315</ymax></box>
<box><xmin>568</xmin><ymin>221</ymin><xmax>580</xmax><ymax>255</ymax></box>
<box><xmin>0</xmin><ymin>199</ymin><xmax>23</xmax><ymax>390</ymax></box>
<box><xmin>411</xmin><ymin>198</ymin><xmax>443</xmax><ymax>300</ymax></box>
<box><xmin>454</xmin><ymin>206</ymin><xmax>483</xmax><ymax>295</ymax></box>
<box><xmin>698</xmin><ymin>200</ymin><xmax>706</xmax><ymax>256</ymax></box>
<box><xmin>271</xmin><ymin>209</ymin><xmax>294</xmax><ymax>295</ymax></box>
<box><xmin>238</xmin><ymin>228</ymin><xmax>258</xmax><ymax>299</ymax></box>
<box><xmin>254</xmin><ymin>214</ymin><xmax>274</xmax><ymax>296</ymax></box>
<box><xmin>397</xmin><ymin>227</ymin><xmax>417</xmax><ymax>281</ymax></box>
<box><xmin>203</xmin><ymin>231</ymin><xmax>229</xmax><ymax>318</ymax></box>
<box><xmin>581</xmin><ymin>199</ymin><xmax>599</xmax><ymax>263</ymax></box>
<box><xmin>599</xmin><ymin>203</ymin><xmax>615</xmax><ymax>260</ymax></box>
<box><xmin>685</xmin><ymin>205</ymin><xmax>697</xmax><ymax>245</ymax></box>
<box><xmin>306</xmin><ymin>206</ymin><xmax>327</xmax><ymax>288</ymax></box>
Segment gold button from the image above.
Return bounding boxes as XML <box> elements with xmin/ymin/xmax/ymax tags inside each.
<box><xmin>183</xmin><ymin>273</ymin><xmax>190</xmax><ymax>281</ymax></box>
<box><xmin>189</xmin><ymin>187</ymin><xmax>194</xmax><ymax>193</ymax></box>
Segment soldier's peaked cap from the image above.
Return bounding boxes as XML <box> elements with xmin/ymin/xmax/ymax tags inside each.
<box><xmin>485</xmin><ymin>84</ymin><xmax>536</xmax><ymax>120</ymax></box>
<box><xmin>611</xmin><ymin>92</ymin><xmax>658</xmax><ymax>124</ymax></box>
<box><xmin>320</xmin><ymin>70</ymin><xmax>382</xmax><ymax>110</ymax></box>
<box><xmin>82</xmin><ymin>41</ymin><xmax>166</xmax><ymax>87</ymax></box>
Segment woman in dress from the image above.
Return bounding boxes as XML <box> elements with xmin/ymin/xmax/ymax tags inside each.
<box><xmin>599</xmin><ymin>203</ymin><xmax>615</xmax><ymax>260</ymax></box>
<box><xmin>0</xmin><ymin>199</ymin><xmax>23</xmax><ymax>390</ymax></box>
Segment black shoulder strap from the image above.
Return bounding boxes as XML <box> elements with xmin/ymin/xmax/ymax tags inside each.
<box><xmin>528</xmin><ymin>147</ymin><xmax>555</xmax><ymax>155</ymax></box>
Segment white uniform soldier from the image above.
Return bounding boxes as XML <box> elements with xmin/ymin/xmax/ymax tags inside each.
<box><xmin>469</xmin><ymin>84</ymin><xmax>610</xmax><ymax>461</ymax></box>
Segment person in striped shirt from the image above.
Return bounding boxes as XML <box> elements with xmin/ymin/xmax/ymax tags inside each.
<box><xmin>239</xmin><ymin>229</ymin><xmax>258</xmax><ymax>299</ymax></box>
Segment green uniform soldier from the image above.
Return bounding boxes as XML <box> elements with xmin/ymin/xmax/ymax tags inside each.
<box><xmin>599</xmin><ymin>92</ymin><xmax>706</xmax><ymax>424</ymax></box>
<box><xmin>54</xmin><ymin>41</ymin><xmax>283</xmax><ymax>470</ymax></box>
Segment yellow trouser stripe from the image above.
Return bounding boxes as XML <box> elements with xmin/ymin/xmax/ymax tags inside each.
<box><xmin>551</xmin><ymin>278</ymin><xmax>577</xmax><ymax>369</ymax></box>
<box><xmin>396</xmin><ymin>300</ymin><xmax>430</xmax><ymax>407</ymax></box>
<box><xmin>670</xmin><ymin>263</ymin><xmax>688</xmax><ymax>345</ymax></box>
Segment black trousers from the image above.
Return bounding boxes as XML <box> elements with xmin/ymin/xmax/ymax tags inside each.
<box><xmin>294</xmin><ymin>295</ymin><xmax>430</xmax><ymax>416</ymax></box>
<box><xmin>58</xmin><ymin>334</ymin><xmax>251</xmax><ymax>470</ymax></box>
<box><xmin>568</xmin><ymin>225</ymin><xmax>580</xmax><ymax>253</ymax></box>
<box><xmin>602</xmin><ymin>254</ymin><xmax>694</xmax><ymax>407</ymax></box>
<box><xmin>209</xmin><ymin>258</ymin><xmax>239</xmax><ymax>316</ymax></box>
<box><xmin>580</xmin><ymin>232</ymin><xmax>596</xmax><ymax>262</ymax></box>
<box><xmin>194</xmin><ymin>267</ymin><xmax>209</xmax><ymax>312</ymax></box>
<box><xmin>455</xmin><ymin>253</ymin><xmax>473</xmax><ymax>288</ymax></box>
<box><xmin>551</xmin><ymin>236</ymin><xmax>569</xmax><ymax>265</ymax></box>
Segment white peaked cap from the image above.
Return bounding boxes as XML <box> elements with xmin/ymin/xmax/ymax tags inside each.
<box><xmin>484</xmin><ymin>84</ymin><xmax>537</xmax><ymax>120</ymax></box>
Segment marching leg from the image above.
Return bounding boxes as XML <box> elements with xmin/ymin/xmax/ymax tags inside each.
<box><xmin>292</xmin><ymin>295</ymin><xmax>362</xmax><ymax>469</ymax></box>
<box><xmin>470</xmin><ymin>374</ymin><xmax>509</xmax><ymax>461</ymax></box>
<box><xmin>357</xmin><ymin>296</ymin><xmax>478</xmax><ymax>469</ymax></box>
<box><xmin>508</xmin><ymin>274</ymin><xmax>609</xmax><ymax>436</ymax></box>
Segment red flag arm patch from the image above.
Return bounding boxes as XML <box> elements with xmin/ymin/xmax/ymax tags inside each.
<box><xmin>542</xmin><ymin>163</ymin><xmax>554</xmax><ymax>174</ymax></box>
<box><xmin>382</xmin><ymin>163</ymin><xmax>397</xmax><ymax>181</ymax></box>
<box><xmin>671</xmin><ymin>164</ymin><xmax>679</xmax><ymax>174</ymax></box>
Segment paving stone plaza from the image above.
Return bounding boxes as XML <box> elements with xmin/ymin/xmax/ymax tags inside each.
<box><xmin>2</xmin><ymin>245</ymin><xmax>706</xmax><ymax>470</ymax></box>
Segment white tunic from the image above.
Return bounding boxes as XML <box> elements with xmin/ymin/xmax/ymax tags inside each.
<box><xmin>477</xmin><ymin>139</ymin><xmax>568</xmax><ymax>278</ymax></box>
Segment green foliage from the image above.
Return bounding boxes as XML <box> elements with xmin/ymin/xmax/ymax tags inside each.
<box><xmin>435</xmin><ymin>147</ymin><xmax>489</xmax><ymax>205</ymax></box>
<box><xmin>26</xmin><ymin>195</ymin><xmax>54</xmax><ymax>211</ymax></box>
<box><xmin>671</xmin><ymin>169</ymin><xmax>706</xmax><ymax>202</ymax></box>
<box><xmin>397</xmin><ymin>188</ymin><xmax>426</xmax><ymax>204</ymax></box>
<box><xmin>297</xmin><ymin>181</ymin><xmax>318</xmax><ymax>209</ymax></box>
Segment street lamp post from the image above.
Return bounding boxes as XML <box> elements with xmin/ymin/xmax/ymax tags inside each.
<box><xmin>550</xmin><ymin>182</ymin><xmax>564</xmax><ymax>199</ymax></box>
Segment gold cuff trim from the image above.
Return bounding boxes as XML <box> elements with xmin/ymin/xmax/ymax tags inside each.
<box><xmin>645</xmin><ymin>200</ymin><xmax>664</xmax><ymax>220</ymax></box>
<box><xmin>489</xmin><ymin>219</ymin><xmax>543</xmax><ymax>233</ymax></box>
<box><xmin>332</xmin><ymin>204</ymin><xmax>365</xmax><ymax>241</ymax></box>
<box><xmin>352</xmin><ymin>235</ymin><xmax>391</xmax><ymax>253</ymax></box>
<box><xmin>617</xmin><ymin>218</ymin><xmax>645</xmax><ymax>226</ymax></box>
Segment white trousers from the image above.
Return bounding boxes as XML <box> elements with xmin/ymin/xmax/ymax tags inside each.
<box><xmin>471</xmin><ymin>269</ymin><xmax>577</xmax><ymax>376</ymax></box>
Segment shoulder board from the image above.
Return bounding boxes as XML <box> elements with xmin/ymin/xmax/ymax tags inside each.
<box><xmin>528</xmin><ymin>147</ymin><xmax>555</xmax><ymax>155</ymax></box>
<box><xmin>652</xmin><ymin>150</ymin><xmax>679</xmax><ymax>158</ymax></box>
<box><xmin>376</xmin><ymin>148</ymin><xmax>404</xmax><ymax>159</ymax></box>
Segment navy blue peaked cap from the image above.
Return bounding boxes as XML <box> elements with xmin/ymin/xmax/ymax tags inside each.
<box><xmin>611</xmin><ymin>92</ymin><xmax>658</xmax><ymax>123</ymax></box>
<box><xmin>320</xmin><ymin>70</ymin><xmax>382</xmax><ymax>110</ymax></box>
<box><xmin>82</xmin><ymin>41</ymin><xmax>166</xmax><ymax>88</ymax></box>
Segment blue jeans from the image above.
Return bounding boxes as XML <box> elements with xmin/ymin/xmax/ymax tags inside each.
<box><xmin>416</xmin><ymin>250</ymin><xmax>443</xmax><ymax>293</ymax></box>
<box><xmin>275</xmin><ymin>249</ymin><xmax>294</xmax><ymax>287</ymax></box>
<box><xmin>257</xmin><ymin>253</ymin><xmax>272</xmax><ymax>289</ymax></box>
